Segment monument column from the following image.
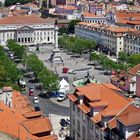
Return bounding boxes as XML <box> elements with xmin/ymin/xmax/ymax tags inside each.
<box><xmin>55</xmin><ymin>26</ymin><xmax>58</xmax><ymax>48</ymax></box>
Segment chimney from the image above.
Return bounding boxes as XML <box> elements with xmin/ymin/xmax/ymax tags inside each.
<box><xmin>136</xmin><ymin>70</ymin><xmax>140</xmax><ymax>97</ymax></box>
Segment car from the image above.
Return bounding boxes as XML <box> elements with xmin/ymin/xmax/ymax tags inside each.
<box><xmin>35</xmin><ymin>83</ymin><xmax>43</xmax><ymax>91</ymax></box>
<box><xmin>57</xmin><ymin>93</ymin><xmax>66</xmax><ymax>102</ymax></box>
<box><xmin>33</xmin><ymin>96</ymin><xmax>39</xmax><ymax>104</ymax></box>
<box><xmin>60</xmin><ymin>119</ymin><xmax>68</xmax><ymax>127</ymax></box>
<box><xmin>29</xmin><ymin>87</ymin><xmax>34</xmax><ymax>96</ymax></box>
<box><xmin>68</xmin><ymin>70</ymin><xmax>76</xmax><ymax>74</ymax></box>
<box><xmin>19</xmin><ymin>79</ymin><xmax>26</xmax><ymax>87</ymax></box>
<box><xmin>34</xmin><ymin>106</ymin><xmax>41</xmax><ymax>111</ymax></box>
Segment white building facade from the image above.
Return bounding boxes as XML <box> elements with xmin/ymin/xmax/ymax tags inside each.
<box><xmin>124</xmin><ymin>32</ymin><xmax>140</xmax><ymax>54</ymax></box>
<box><xmin>0</xmin><ymin>15</ymin><xmax>57</xmax><ymax>47</ymax></box>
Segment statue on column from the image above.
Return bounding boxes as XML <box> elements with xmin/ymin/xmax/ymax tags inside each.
<box><xmin>49</xmin><ymin>26</ymin><xmax>63</xmax><ymax>64</ymax></box>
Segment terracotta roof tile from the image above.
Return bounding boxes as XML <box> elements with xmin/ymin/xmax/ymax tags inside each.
<box><xmin>128</xmin><ymin>131</ymin><xmax>140</xmax><ymax>140</ymax></box>
<box><xmin>91</xmin><ymin>113</ymin><xmax>102</xmax><ymax>123</ymax></box>
<box><xmin>108</xmin><ymin>118</ymin><xmax>117</xmax><ymax>129</ymax></box>
<box><xmin>128</xmin><ymin>64</ymin><xmax>140</xmax><ymax>76</ymax></box>
<box><xmin>23</xmin><ymin>111</ymin><xmax>42</xmax><ymax>118</ymax></box>
<box><xmin>77</xmin><ymin>22</ymin><xmax>137</xmax><ymax>33</ymax></box>
<box><xmin>77</xmin><ymin>103</ymin><xmax>90</xmax><ymax>114</ymax></box>
<box><xmin>21</xmin><ymin>118</ymin><xmax>52</xmax><ymax>134</ymax></box>
<box><xmin>36</xmin><ymin>134</ymin><xmax>57</xmax><ymax>140</ymax></box>
<box><xmin>67</xmin><ymin>94</ymin><xmax>78</xmax><ymax>102</ymax></box>
<box><xmin>76</xmin><ymin>84</ymin><xmax>102</xmax><ymax>101</ymax></box>
<box><xmin>116</xmin><ymin>104</ymin><xmax>140</xmax><ymax>126</ymax></box>
<box><xmin>0</xmin><ymin>15</ymin><xmax>55</xmax><ymax>25</ymax></box>
<box><xmin>76</xmin><ymin>84</ymin><xmax>131</xmax><ymax>117</ymax></box>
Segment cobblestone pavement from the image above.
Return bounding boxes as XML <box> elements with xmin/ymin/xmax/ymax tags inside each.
<box><xmin>0</xmin><ymin>132</ymin><xmax>16</xmax><ymax>140</ymax></box>
<box><xmin>36</xmin><ymin>46</ymin><xmax>110</xmax><ymax>88</ymax></box>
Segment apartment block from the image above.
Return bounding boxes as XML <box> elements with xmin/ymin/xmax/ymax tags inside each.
<box><xmin>75</xmin><ymin>22</ymin><xmax>136</xmax><ymax>57</ymax></box>
<box><xmin>124</xmin><ymin>31</ymin><xmax>140</xmax><ymax>54</ymax></box>
<box><xmin>68</xmin><ymin>83</ymin><xmax>140</xmax><ymax>140</ymax></box>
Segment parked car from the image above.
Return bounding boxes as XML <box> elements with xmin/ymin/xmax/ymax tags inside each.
<box><xmin>29</xmin><ymin>87</ymin><xmax>34</xmax><ymax>96</ymax></box>
<box><xmin>35</xmin><ymin>83</ymin><xmax>43</xmax><ymax>91</ymax></box>
<box><xmin>60</xmin><ymin>119</ymin><xmax>68</xmax><ymax>127</ymax></box>
<box><xmin>57</xmin><ymin>93</ymin><xmax>66</xmax><ymax>102</ymax></box>
<box><xmin>24</xmin><ymin>72</ymin><xmax>35</xmax><ymax>78</ymax></box>
<box><xmin>33</xmin><ymin>96</ymin><xmax>39</xmax><ymax>104</ymax></box>
<box><xmin>34</xmin><ymin>106</ymin><xmax>41</xmax><ymax>111</ymax></box>
<box><xmin>68</xmin><ymin>70</ymin><xmax>76</xmax><ymax>74</ymax></box>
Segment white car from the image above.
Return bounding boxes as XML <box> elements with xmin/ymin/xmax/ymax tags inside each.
<box><xmin>57</xmin><ymin>93</ymin><xmax>66</xmax><ymax>102</ymax></box>
<box><xmin>68</xmin><ymin>70</ymin><xmax>76</xmax><ymax>74</ymax></box>
<box><xmin>33</xmin><ymin>96</ymin><xmax>39</xmax><ymax>104</ymax></box>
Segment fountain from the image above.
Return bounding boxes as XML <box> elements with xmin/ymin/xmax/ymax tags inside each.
<box><xmin>73</xmin><ymin>71</ymin><xmax>100</xmax><ymax>87</ymax></box>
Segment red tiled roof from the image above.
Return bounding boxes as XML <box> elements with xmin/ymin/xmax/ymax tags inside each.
<box><xmin>21</xmin><ymin>118</ymin><xmax>52</xmax><ymax>134</ymax></box>
<box><xmin>77</xmin><ymin>22</ymin><xmax>137</xmax><ymax>33</ymax></box>
<box><xmin>108</xmin><ymin>118</ymin><xmax>117</xmax><ymax>129</ymax></box>
<box><xmin>77</xmin><ymin>103</ymin><xmax>90</xmax><ymax>114</ymax></box>
<box><xmin>36</xmin><ymin>134</ymin><xmax>57</xmax><ymax>140</ymax></box>
<box><xmin>128</xmin><ymin>64</ymin><xmax>140</xmax><ymax>76</ymax></box>
<box><xmin>23</xmin><ymin>111</ymin><xmax>42</xmax><ymax>118</ymax></box>
<box><xmin>128</xmin><ymin>131</ymin><xmax>140</xmax><ymax>140</ymax></box>
<box><xmin>0</xmin><ymin>15</ymin><xmax>55</xmax><ymax>25</ymax></box>
<box><xmin>116</xmin><ymin>104</ymin><xmax>140</xmax><ymax>126</ymax></box>
<box><xmin>91</xmin><ymin>113</ymin><xmax>102</xmax><ymax>123</ymax></box>
<box><xmin>67</xmin><ymin>94</ymin><xmax>78</xmax><ymax>102</ymax></box>
<box><xmin>76</xmin><ymin>84</ymin><xmax>130</xmax><ymax>117</ymax></box>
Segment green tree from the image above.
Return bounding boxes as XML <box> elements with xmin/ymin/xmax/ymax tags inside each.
<box><xmin>25</xmin><ymin>54</ymin><xmax>59</xmax><ymax>92</ymax></box>
<box><xmin>68</xmin><ymin>20</ymin><xmax>80</xmax><ymax>34</ymax></box>
<box><xmin>25</xmin><ymin>54</ymin><xmax>44</xmax><ymax>74</ymax></box>
<box><xmin>7</xmin><ymin>39</ymin><xmax>26</xmax><ymax>59</ymax></box>
<box><xmin>118</xmin><ymin>52</ymin><xmax>129</xmax><ymax>63</ymax></box>
<box><xmin>38</xmin><ymin>68</ymin><xmax>59</xmax><ymax>92</ymax></box>
<box><xmin>128</xmin><ymin>54</ymin><xmax>140</xmax><ymax>65</ymax></box>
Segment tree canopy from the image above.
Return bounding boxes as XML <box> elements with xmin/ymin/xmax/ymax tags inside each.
<box><xmin>7</xmin><ymin>39</ymin><xmax>26</xmax><ymax>59</ymax></box>
<box><xmin>58</xmin><ymin>35</ymin><xmax>96</xmax><ymax>54</ymax></box>
<box><xmin>0</xmin><ymin>47</ymin><xmax>21</xmax><ymax>89</ymax></box>
<box><xmin>25</xmin><ymin>54</ymin><xmax>59</xmax><ymax>92</ymax></box>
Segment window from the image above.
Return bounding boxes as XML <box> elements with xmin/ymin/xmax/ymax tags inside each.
<box><xmin>48</xmin><ymin>37</ymin><xmax>50</xmax><ymax>41</ymax></box>
<box><xmin>82</xmin><ymin>126</ymin><xmax>86</xmax><ymax>139</ymax></box>
<box><xmin>73</xmin><ymin>118</ymin><xmax>75</xmax><ymax>126</ymax></box>
<box><xmin>119</xmin><ymin>41</ymin><xmax>121</xmax><ymax>45</ymax></box>
<box><xmin>73</xmin><ymin>103</ymin><xmax>75</xmax><ymax>111</ymax></box>
<box><xmin>77</xmin><ymin>120</ymin><xmax>80</xmax><ymax>132</ymax></box>
<box><xmin>77</xmin><ymin>108</ymin><xmax>80</xmax><ymax>116</ymax></box>
<box><xmin>82</xmin><ymin>113</ymin><xmax>86</xmax><ymax>121</ymax></box>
